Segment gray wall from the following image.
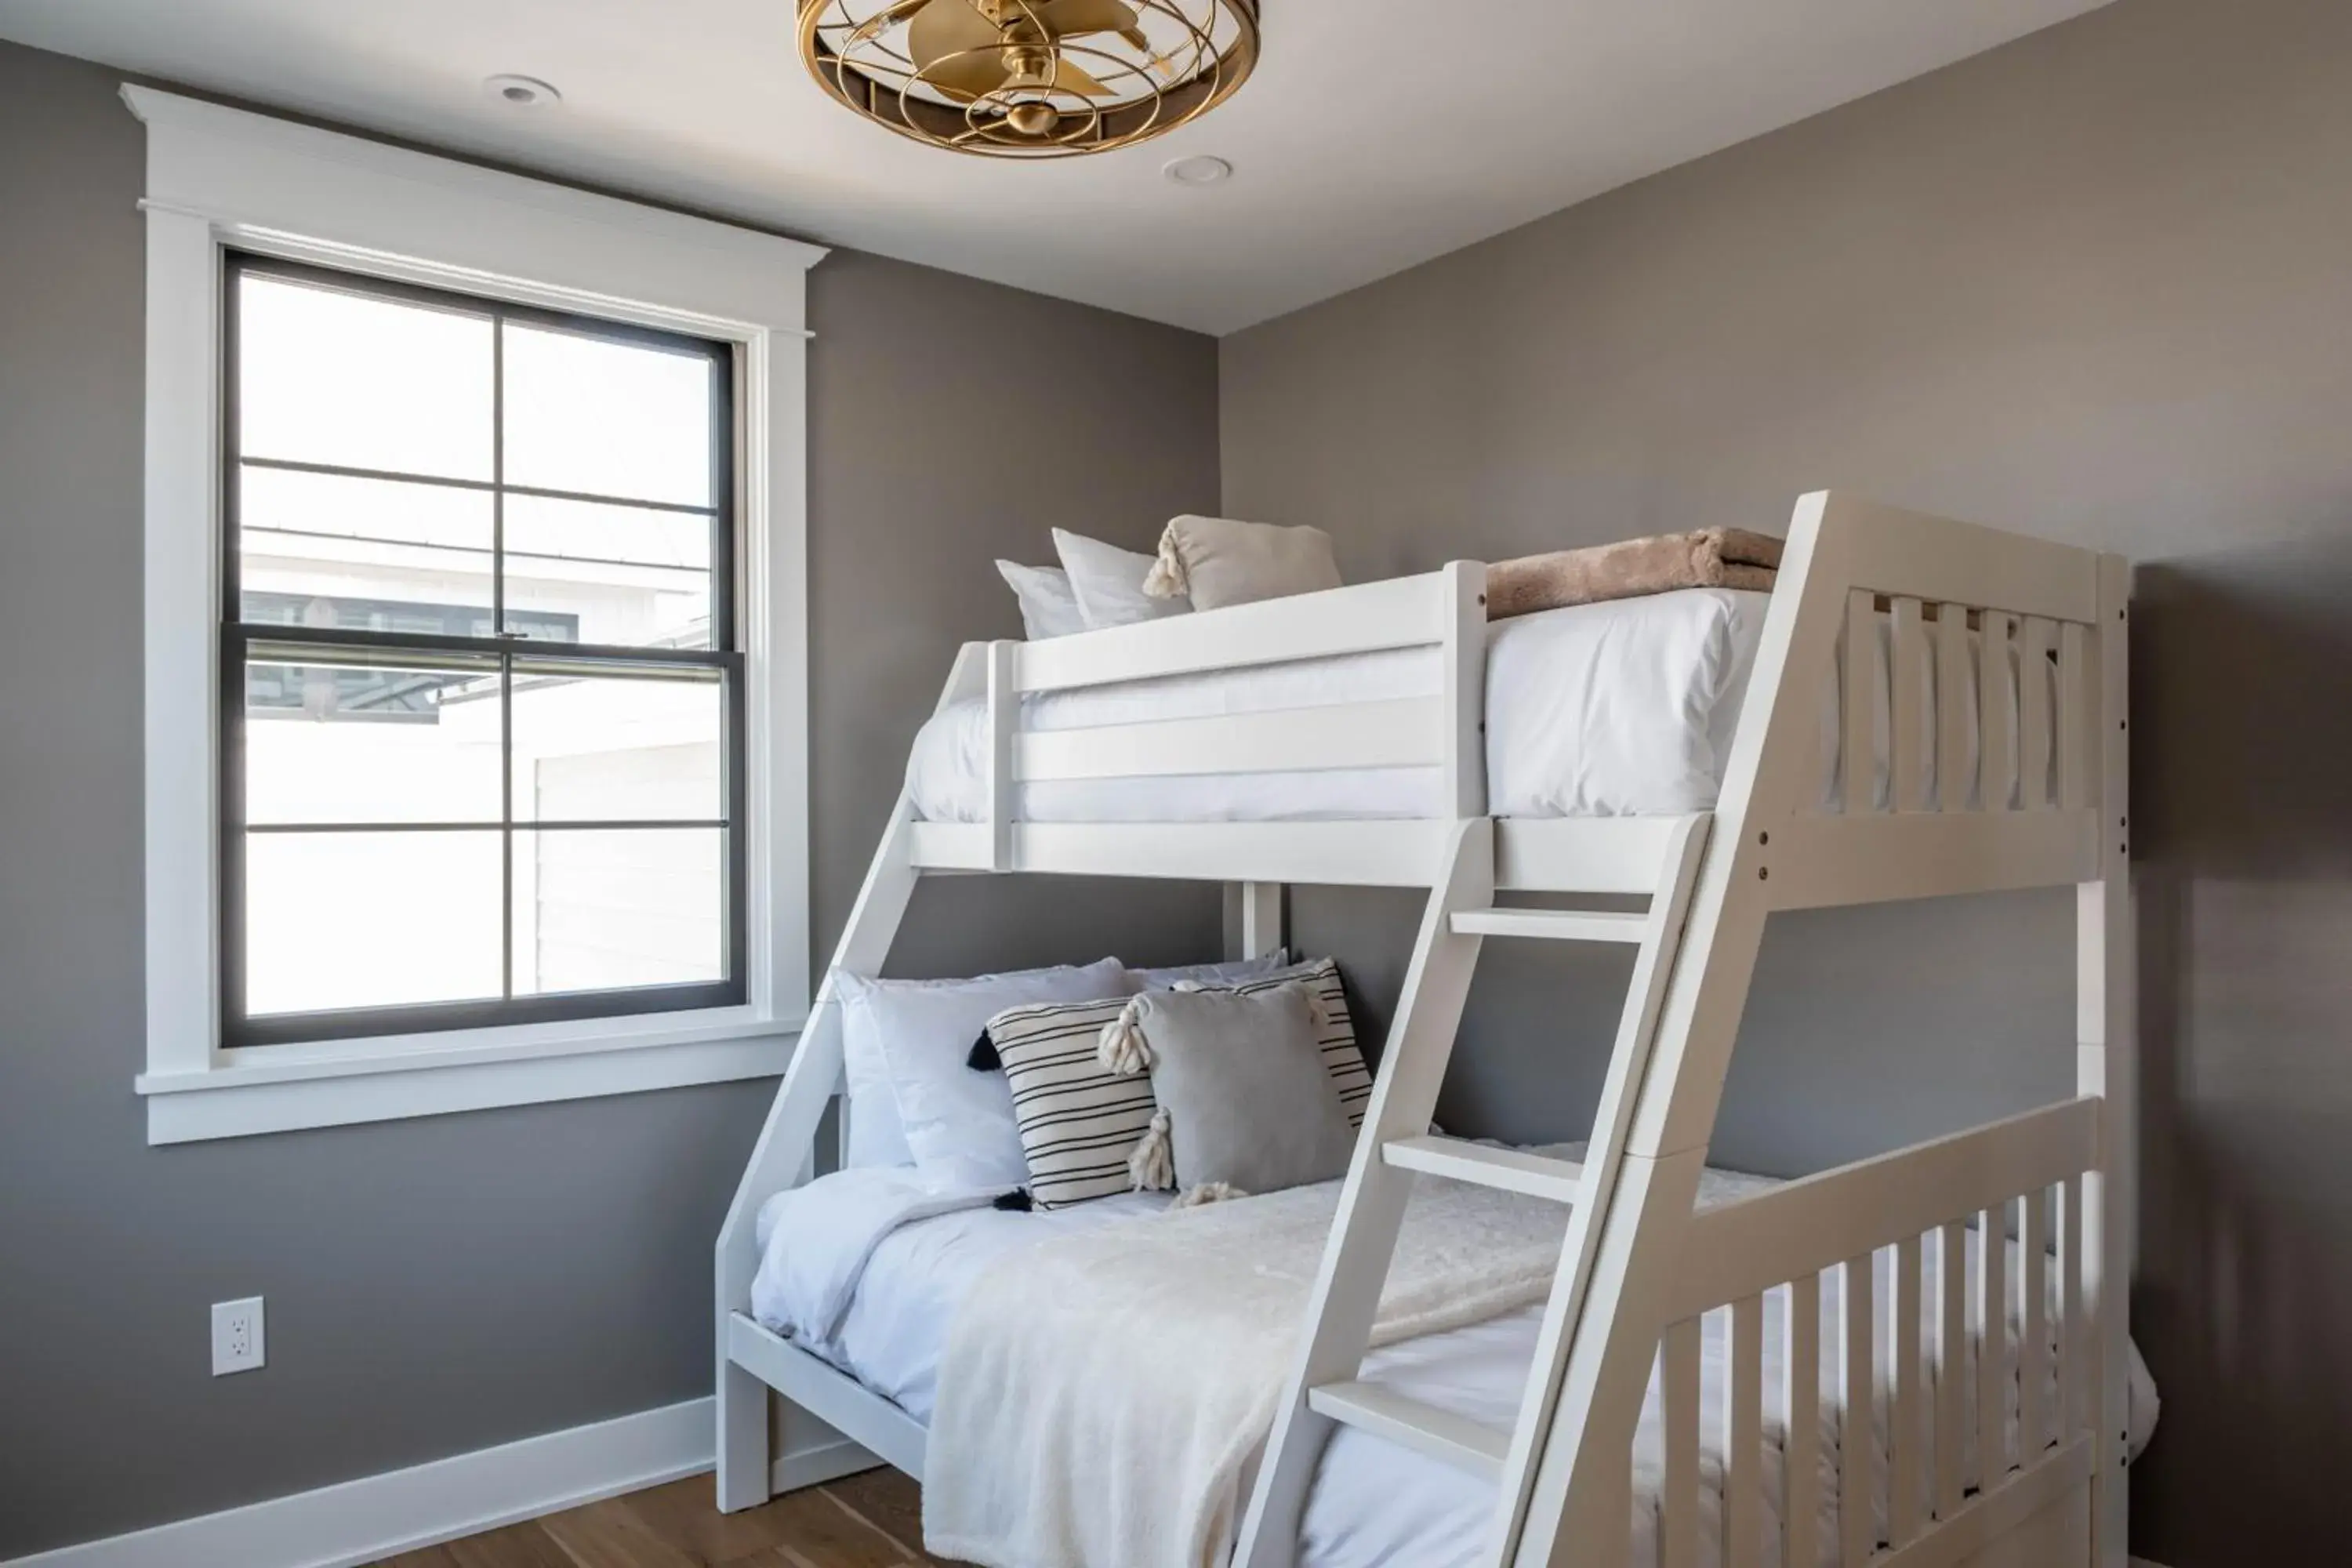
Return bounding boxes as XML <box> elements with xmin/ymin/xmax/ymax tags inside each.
<box><xmin>1220</xmin><ymin>0</ymin><xmax>2352</xmax><ymax>1562</ymax></box>
<box><xmin>0</xmin><ymin>41</ymin><xmax>1219</xmax><ymax>1557</ymax></box>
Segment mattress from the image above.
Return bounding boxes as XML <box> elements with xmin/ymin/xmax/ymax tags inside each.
<box><xmin>909</xmin><ymin>587</ymin><xmax>2057</xmax><ymax>825</ymax></box>
<box><xmin>753</xmin><ymin>1163</ymin><xmax>2157</xmax><ymax>1568</ymax></box>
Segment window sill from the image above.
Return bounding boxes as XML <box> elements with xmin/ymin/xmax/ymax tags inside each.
<box><xmin>136</xmin><ymin>1012</ymin><xmax>797</xmax><ymax>1145</ymax></box>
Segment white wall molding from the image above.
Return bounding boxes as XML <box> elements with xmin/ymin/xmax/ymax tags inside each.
<box><xmin>122</xmin><ymin>84</ymin><xmax>822</xmax><ymax>1142</ymax></box>
<box><xmin>140</xmin><ymin>1030</ymin><xmax>795</xmax><ymax>1144</ymax></box>
<box><xmin>3</xmin><ymin>1399</ymin><xmax>715</xmax><ymax>1568</ymax></box>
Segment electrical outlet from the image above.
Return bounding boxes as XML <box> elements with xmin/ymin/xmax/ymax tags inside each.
<box><xmin>212</xmin><ymin>1297</ymin><xmax>265</xmax><ymax>1376</ymax></box>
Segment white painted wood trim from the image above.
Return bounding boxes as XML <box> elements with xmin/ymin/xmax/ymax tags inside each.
<box><xmin>1011</xmin><ymin>571</ymin><xmax>1454</xmax><ymax>692</ymax></box>
<box><xmin>2084</xmin><ymin>553</ymin><xmax>2136</xmax><ymax>1568</ymax></box>
<box><xmin>1305</xmin><ymin>1381</ymin><xmax>1506</xmax><ymax>1479</ymax></box>
<box><xmin>1443</xmin><ymin>561</ymin><xmax>1490</xmax><ymax>817</ymax></box>
<box><xmin>0</xmin><ymin>1398</ymin><xmax>718</xmax><ymax>1568</ymax></box>
<box><xmin>1762</xmin><ymin>810</ymin><xmax>2100</xmax><ymax>909</ymax></box>
<box><xmin>125</xmin><ymin>86</ymin><xmax>817</xmax><ymax>1141</ymax></box>
<box><xmin>985</xmin><ymin>641</ymin><xmax>1018</xmax><ymax>871</ymax></box>
<box><xmin>143</xmin><ymin>1031</ymin><xmax>792</xmax><ymax>1144</ymax></box>
<box><xmin>1234</xmin><ymin>820</ymin><xmax>1497</xmax><ymax>1568</ymax></box>
<box><xmin>1016</xmin><ymin>698</ymin><xmax>1443</xmax><ymax>782</ymax></box>
<box><xmin>1492</xmin><ymin>813</ymin><xmax>1711</xmax><ymax>1561</ymax></box>
<box><xmin>910</xmin><ymin>818</ymin><xmax>1456</xmax><ymax>886</ymax></box>
<box><xmin>1381</xmin><ymin>1136</ymin><xmax>1584</xmax><ymax>1201</ymax></box>
<box><xmin>1871</xmin><ymin>1439</ymin><xmax>2093</xmax><ymax>1568</ymax></box>
<box><xmin>1494</xmin><ymin>816</ymin><xmax>1686</xmax><ymax>895</ymax></box>
<box><xmin>1449</xmin><ymin>908</ymin><xmax>1649</xmax><ymax>942</ymax></box>
<box><xmin>906</xmin><ymin>816</ymin><xmax>1692</xmax><ymax>895</ymax></box>
<box><xmin>119</xmin><ymin>88</ymin><xmax>825</xmax><ymax>321</ymax></box>
<box><xmin>1665</xmin><ymin>1098</ymin><xmax>2100</xmax><ymax>1320</ymax></box>
<box><xmin>1239</xmin><ymin>881</ymin><xmax>1285</xmax><ymax>959</ymax></box>
<box><xmin>714</xmin><ymin>795</ymin><xmax>923</xmax><ymax>1508</ymax></box>
<box><xmin>727</xmin><ymin>1316</ymin><xmax>927</xmax><ymax>1480</ymax></box>
<box><xmin>140</xmin><ymin>201</ymin><xmax>223</xmax><ymax>1083</ymax></box>
<box><xmin>1837</xmin><ymin>497</ymin><xmax>2101</xmax><ymax>624</ymax></box>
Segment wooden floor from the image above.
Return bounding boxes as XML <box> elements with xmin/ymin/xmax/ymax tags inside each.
<box><xmin>370</xmin><ymin>1468</ymin><xmax>968</xmax><ymax>1568</ymax></box>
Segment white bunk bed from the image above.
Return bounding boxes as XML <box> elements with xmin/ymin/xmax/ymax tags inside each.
<box><xmin>715</xmin><ymin>491</ymin><xmax>2138</xmax><ymax>1568</ymax></box>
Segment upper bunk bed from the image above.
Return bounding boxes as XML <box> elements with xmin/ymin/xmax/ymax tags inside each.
<box><xmin>891</xmin><ymin>491</ymin><xmax>2117</xmax><ymax>909</ymax></box>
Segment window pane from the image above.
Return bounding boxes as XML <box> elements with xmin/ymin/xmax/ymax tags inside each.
<box><xmin>501</xmin><ymin>321</ymin><xmax>716</xmax><ymax>507</ymax></box>
<box><xmin>238</xmin><ymin>466</ymin><xmax>497</xmax><ymax>626</ymax></box>
<box><xmin>237</xmin><ymin>273</ymin><xmax>493</xmax><ymax>481</ymax></box>
<box><xmin>245</xmin><ymin>831</ymin><xmax>503</xmax><ymax>1015</ymax></box>
<box><xmin>512</xmin><ymin>828</ymin><xmax>724</xmax><ymax>996</ymax></box>
<box><xmin>244</xmin><ymin>646</ymin><xmax>503</xmax><ymax>825</ymax></box>
<box><xmin>510</xmin><ymin>662</ymin><xmax>723</xmax><ymax>822</ymax></box>
<box><xmin>502</xmin><ymin>494</ymin><xmax>716</xmax><ymax>648</ymax></box>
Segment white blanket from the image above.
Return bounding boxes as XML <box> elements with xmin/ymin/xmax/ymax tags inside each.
<box><xmin>921</xmin><ymin>1173</ymin><xmax>1573</xmax><ymax>1568</ymax></box>
<box><xmin>751</xmin><ymin>1166</ymin><xmax>998</xmax><ymax>1348</ymax></box>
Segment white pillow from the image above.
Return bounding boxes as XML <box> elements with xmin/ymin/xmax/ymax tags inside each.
<box><xmin>1053</xmin><ymin>528</ymin><xmax>1192</xmax><ymax>630</ymax></box>
<box><xmin>1129</xmin><ymin>949</ymin><xmax>1290</xmax><ymax>989</ymax></box>
<box><xmin>995</xmin><ymin>561</ymin><xmax>1087</xmax><ymax>640</ymax></box>
<box><xmin>838</xmin><ymin>956</ymin><xmax>1131</xmax><ymax>1187</ymax></box>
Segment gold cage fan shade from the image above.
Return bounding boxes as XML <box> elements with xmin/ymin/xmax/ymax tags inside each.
<box><xmin>798</xmin><ymin>0</ymin><xmax>1259</xmax><ymax>158</ymax></box>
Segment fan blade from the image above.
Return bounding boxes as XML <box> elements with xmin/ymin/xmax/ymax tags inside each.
<box><xmin>906</xmin><ymin>0</ymin><xmax>1000</xmax><ymax>71</ymax></box>
<box><xmin>1051</xmin><ymin>56</ymin><xmax>1113</xmax><ymax>96</ymax></box>
<box><xmin>922</xmin><ymin>49</ymin><xmax>1014</xmax><ymax>100</ymax></box>
<box><xmin>1035</xmin><ymin>0</ymin><xmax>1140</xmax><ymax>38</ymax></box>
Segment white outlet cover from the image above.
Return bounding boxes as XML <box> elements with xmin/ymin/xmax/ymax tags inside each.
<box><xmin>211</xmin><ymin>1297</ymin><xmax>266</xmax><ymax>1376</ymax></box>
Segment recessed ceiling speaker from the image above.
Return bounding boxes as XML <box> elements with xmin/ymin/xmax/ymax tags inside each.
<box><xmin>484</xmin><ymin>74</ymin><xmax>562</xmax><ymax>110</ymax></box>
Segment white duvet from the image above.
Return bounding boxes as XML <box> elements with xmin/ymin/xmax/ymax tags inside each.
<box><xmin>753</xmin><ymin>1163</ymin><xmax>2158</xmax><ymax>1568</ymax></box>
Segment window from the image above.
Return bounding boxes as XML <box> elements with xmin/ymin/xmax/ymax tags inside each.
<box><xmin>220</xmin><ymin>256</ymin><xmax>745</xmax><ymax>1045</ymax></box>
<box><xmin>129</xmin><ymin>85</ymin><xmax>822</xmax><ymax>1142</ymax></box>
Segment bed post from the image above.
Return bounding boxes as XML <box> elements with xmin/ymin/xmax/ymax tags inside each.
<box><xmin>2081</xmin><ymin>552</ymin><xmax>2134</xmax><ymax>1567</ymax></box>
<box><xmin>985</xmin><ymin>640</ymin><xmax>1018</xmax><ymax>872</ymax></box>
<box><xmin>1443</xmin><ymin>560</ymin><xmax>1490</xmax><ymax>818</ymax></box>
<box><xmin>1235</xmin><ymin>881</ymin><xmax>1285</xmax><ymax>960</ymax></box>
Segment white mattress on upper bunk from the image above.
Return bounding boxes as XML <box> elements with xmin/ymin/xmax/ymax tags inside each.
<box><xmin>751</xmin><ymin>1159</ymin><xmax>2157</xmax><ymax>1568</ymax></box>
<box><xmin>909</xmin><ymin>587</ymin><xmax>1773</xmax><ymax>823</ymax></box>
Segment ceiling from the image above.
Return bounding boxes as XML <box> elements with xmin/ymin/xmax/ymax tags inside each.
<box><xmin>0</xmin><ymin>0</ymin><xmax>2110</xmax><ymax>334</ymax></box>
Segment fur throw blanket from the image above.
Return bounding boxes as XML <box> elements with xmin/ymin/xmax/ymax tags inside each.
<box><xmin>1486</xmin><ymin>528</ymin><xmax>1784</xmax><ymax>620</ymax></box>
<box><xmin>921</xmin><ymin>1171</ymin><xmax>1573</xmax><ymax>1568</ymax></box>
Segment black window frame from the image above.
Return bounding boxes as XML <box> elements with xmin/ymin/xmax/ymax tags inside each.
<box><xmin>219</xmin><ymin>251</ymin><xmax>748</xmax><ymax>1048</ymax></box>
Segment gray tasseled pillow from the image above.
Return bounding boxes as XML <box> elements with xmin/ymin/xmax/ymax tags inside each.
<box><xmin>1129</xmin><ymin>982</ymin><xmax>1356</xmax><ymax>1198</ymax></box>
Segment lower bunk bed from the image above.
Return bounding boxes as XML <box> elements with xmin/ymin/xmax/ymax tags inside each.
<box><xmin>743</xmin><ymin>1145</ymin><xmax>2157</xmax><ymax>1568</ymax></box>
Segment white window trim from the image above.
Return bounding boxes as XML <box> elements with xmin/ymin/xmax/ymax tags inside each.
<box><xmin>125</xmin><ymin>85</ymin><xmax>827</xmax><ymax>1145</ymax></box>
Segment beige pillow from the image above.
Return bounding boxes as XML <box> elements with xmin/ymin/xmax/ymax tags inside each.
<box><xmin>1142</xmin><ymin>514</ymin><xmax>1341</xmax><ymax>611</ymax></box>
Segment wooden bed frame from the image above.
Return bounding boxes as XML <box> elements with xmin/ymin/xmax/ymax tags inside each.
<box><xmin>713</xmin><ymin>491</ymin><xmax>2136</xmax><ymax>1568</ymax></box>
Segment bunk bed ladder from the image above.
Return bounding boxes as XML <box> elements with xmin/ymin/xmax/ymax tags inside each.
<box><xmin>1233</xmin><ymin>811</ymin><xmax>1712</xmax><ymax>1568</ymax></box>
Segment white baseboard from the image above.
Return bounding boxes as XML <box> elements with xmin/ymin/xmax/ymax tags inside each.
<box><xmin>3</xmin><ymin>1398</ymin><xmax>719</xmax><ymax>1568</ymax></box>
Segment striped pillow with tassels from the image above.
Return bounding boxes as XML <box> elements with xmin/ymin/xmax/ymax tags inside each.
<box><xmin>982</xmin><ymin>956</ymin><xmax>1370</xmax><ymax>1211</ymax></box>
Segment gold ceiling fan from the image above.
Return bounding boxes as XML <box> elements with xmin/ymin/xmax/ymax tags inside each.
<box><xmin>798</xmin><ymin>0</ymin><xmax>1259</xmax><ymax>158</ymax></box>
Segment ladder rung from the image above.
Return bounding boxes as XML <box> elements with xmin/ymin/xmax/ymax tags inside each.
<box><xmin>1308</xmin><ymin>1381</ymin><xmax>1508</xmax><ymax>1479</ymax></box>
<box><xmin>1384</xmin><ymin>1135</ymin><xmax>1584</xmax><ymax>1202</ymax></box>
<box><xmin>1450</xmin><ymin>908</ymin><xmax>1648</xmax><ymax>942</ymax></box>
